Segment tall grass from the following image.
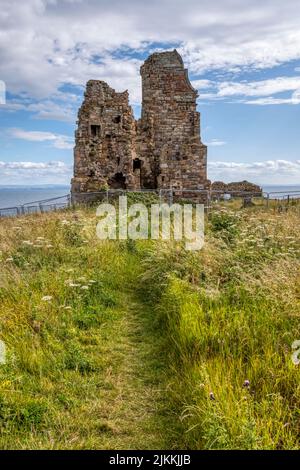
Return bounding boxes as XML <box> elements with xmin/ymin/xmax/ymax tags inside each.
<box><xmin>137</xmin><ymin>206</ymin><xmax>300</xmax><ymax>449</ymax></box>
<box><xmin>0</xmin><ymin>209</ymin><xmax>144</xmax><ymax>448</ymax></box>
<box><xmin>0</xmin><ymin>202</ymin><xmax>299</xmax><ymax>449</ymax></box>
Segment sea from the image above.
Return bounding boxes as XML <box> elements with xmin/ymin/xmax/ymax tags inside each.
<box><xmin>0</xmin><ymin>186</ymin><xmax>70</xmax><ymax>209</ymax></box>
<box><xmin>0</xmin><ymin>184</ymin><xmax>300</xmax><ymax>208</ymax></box>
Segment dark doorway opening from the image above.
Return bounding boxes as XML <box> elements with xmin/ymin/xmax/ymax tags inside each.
<box><xmin>133</xmin><ymin>158</ymin><xmax>141</xmax><ymax>171</ymax></box>
<box><xmin>108</xmin><ymin>172</ymin><xmax>126</xmax><ymax>189</ymax></box>
<box><xmin>90</xmin><ymin>124</ymin><xmax>101</xmax><ymax>137</ymax></box>
<box><xmin>113</xmin><ymin>115</ymin><xmax>121</xmax><ymax>124</ymax></box>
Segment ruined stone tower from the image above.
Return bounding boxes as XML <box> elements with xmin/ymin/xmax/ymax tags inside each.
<box><xmin>71</xmin><ymin>50</ymin><xmax>209</xmax><ymax>200</ymax></box>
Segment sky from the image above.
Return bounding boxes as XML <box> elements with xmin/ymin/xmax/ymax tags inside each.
<box><xmin>0</xmin><ymin>0</ymin><xmax>300</xmax><ymax>186</ymax></box>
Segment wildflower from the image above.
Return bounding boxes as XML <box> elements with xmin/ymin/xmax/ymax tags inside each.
<box><xmin>5</xmin><ymin>257</ymin><xmax>13</xmax><ymax>262</ymax></box>
<box><xmin>22</xmin><ymin>240</ymin><xmax>33</xmax><ymax>246</ymax></box>
<box><xmin>64</xmin><ymin>306</ymin><xmax>72</xmax><ymax>310</ymax></box>
<box><xmin>46</xmin><ymin>244</ymin><xmax>53</xmax><ymax>248</ymax></box>
<box><xmin>68</xmin><ymin>282</ymin><xmax>80</xmax><ymax>287</ymax></box>
<box><xmin>243</xmin><ymin>380</ymin><xmax>250</xmax><ymax>388</ymax></box>
<box><xmin>88</xmin><ymin>280</ymin><xmax>96</xmax><ymax>284</ymax></box>
<box><xmin>209</xmin><ymin>392</ymin><xmax>215</xmax><ymax>401</ymax></box>
<box><xmin>42</xmin><ymin>295</ymin><xmax>53</xmax><ymax>301</ymax></box>
<box><xmin>0</xmin><ymin>340</ymin><xmax>6</xmax><ymax>364</ymax></box>
<box><xmin>81</xmin><ymin>285</ymin><xmax>89</xmax><ymax>290</ymax></box>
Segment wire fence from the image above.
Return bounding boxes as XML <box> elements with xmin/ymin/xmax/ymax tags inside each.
<box><xmin>0</xmin><ymin>194</ymin><xmax>71</xmax><ymax>218</ymax></box>
<box><xmin>0</xmin><ymin>189</ymin><xmax>299</xmax><ymax>218</ymax></box>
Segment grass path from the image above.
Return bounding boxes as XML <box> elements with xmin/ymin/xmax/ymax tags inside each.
<box><xmin>90</xmin><ymin>283</ymin><xmax>181</xmax><ymax>450</ymax></box>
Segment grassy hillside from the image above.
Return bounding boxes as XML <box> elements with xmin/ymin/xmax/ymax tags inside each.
<box><xmin>0</xmin><ymin>202</ymin><xmax>299</xmax><ymax>449</ymax></box>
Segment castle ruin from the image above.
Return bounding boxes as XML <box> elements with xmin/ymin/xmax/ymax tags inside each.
<box><xmin>71</xmin><ymin>50</ymin><xmax>209</xmax><ymax>200</ymax></box>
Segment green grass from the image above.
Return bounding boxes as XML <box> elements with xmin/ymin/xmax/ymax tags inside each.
<box><xmin>0</xmin><ymin>203</ymin><xmax>299</xmax><ymax>449</ymax></box>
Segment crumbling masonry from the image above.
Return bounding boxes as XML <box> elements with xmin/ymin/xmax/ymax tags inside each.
<box><xmin>71</xmin><ymin>50</ymin><xmax>209</xmax><ymax>200</ymax></box>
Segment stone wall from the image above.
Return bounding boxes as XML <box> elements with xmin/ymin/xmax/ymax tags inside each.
<box><xmin>71</xmin><ymin>50</ymin><xmax>209</xmax><ymax>201</ymax></box>
<box><xmin>211</xmin><ymin>180</ymin><xmax>262</xmax><ymax>195</ymax></box>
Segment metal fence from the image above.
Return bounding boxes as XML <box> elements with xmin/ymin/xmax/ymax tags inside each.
<box><xmin>1</xmin><ymin>189</ymin><xmax>299</xmax><ymax>218</ymax></box>
<box><xmin>71</xmin><ymin>188</ymin><xmax>300</xmax><ymax>207</ymax></box>
<box><xmin>0</xmin><ymin>194</ymin><xmax>71</xmax><ymax>218</ymax></box>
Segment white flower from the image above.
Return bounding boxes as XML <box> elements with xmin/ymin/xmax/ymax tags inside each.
<box><xmin>42</xmin><ymin>296</ymin><xmax>53</xmax><ymax>301</ymax></box>
<box><xmin>0</xmin><ymin>340</ymin><xmax>6</xmax><ymax>364</ymax></box>
<box><xmin>22</xmin><ymin>240</ymin><xmax>33</xmax><ymax>246</ymax></box>
<box><xmin>68</xmin><ymin>283</ymin><xmax>80</xmax><ymax>287</ymax></box>
<box><xmin>64</xmin><ymin>306</ymin><xmax>72</xmax><ymax>310</ymax></box>
<box><xmin>5</xmin><ymin>257</ymin><xmax>13</xmax><ymax>262</ymax></box>
<box><xmin>81</xmin><ymin>285</ymin><xmax>89</xmax><ymax>290</ymax></box>
<box><xmin>88</xmin><ymin>280</ymin><xmax>96</xmax><ymax>284</ymax></box>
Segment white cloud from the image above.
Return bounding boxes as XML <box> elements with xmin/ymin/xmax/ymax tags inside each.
<box><xmin>0</xmin><ymin>161</ymin><xmax>69</xmax><ymax>170</ymax></box>
<box><xmin>3</xmin><ymin>93</ymin><xmax>80</xmax><ymax>121</ymax></box>
<box><xmin>208</xmin><ymin>159</ymin><xmax>300</xmax><ymax>184</ymax></box>
<box><xmin>193</xmin><ymin>76</ymin><xmax>300</xmax><ymax>105</ymax></box>
<box><xmin>9</xmin><ymin>128</ymin><xmax>74</xmax><ymax>149</ymax></box>
<box><xmin>244</xmin><ymin>89</ymin><xmax>300</xmax><ymax>105</ymax></box>
<box><xmin>1</xmin><ymin>0</ymin><xmax>300</xmax><ymax>104</ymax></box>
<box><xmin>217</xmin><ymin>77</ymin><xmax>300</xmax><ymax>98</ymax></box>
<box><xmin>206</xmin><ymin>139</ymin><xmax>227</xmax><ymax>146</ymax></box>
<box><xmin>0</xmin><ymin>160</ymin><xmax>72</xmax><ymax>184</ymax></box>
<box><xmin>0</xmin><ymin>80</ymin><xmax>6</xmax><ymax>105</ymax></box>
<box><xmin>191</xmin><ymin>79</ymin><xmax>214</xmax><ymax>90</ymax></box>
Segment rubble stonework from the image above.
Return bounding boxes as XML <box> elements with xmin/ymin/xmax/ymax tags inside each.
<box><xmin>71</xmin><ymin>50</ymin><xmax>209</xmax><ymax>201</ymax></box>
<box><xmin>211</xmin><ymin>180</ymin><xmax>262</xmax><ymax>195</ymax></box>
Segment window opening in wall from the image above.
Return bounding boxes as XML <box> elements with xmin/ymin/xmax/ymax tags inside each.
<box><xmin>133</xmin><ymin>158</ymin><xmax>142</xmax><ymax>171</ymax></box>
<box><xmin>90</xmin><ymin>124</ymin><xmax>100</xmax><ymax>137</ymax></box>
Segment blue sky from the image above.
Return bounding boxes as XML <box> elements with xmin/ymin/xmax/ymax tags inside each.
<box><xmin>0</xmin><ymin>0</ymin><xmax>300</xmax><ymax>185</ymax></box>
